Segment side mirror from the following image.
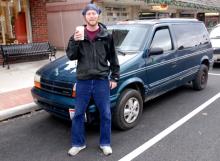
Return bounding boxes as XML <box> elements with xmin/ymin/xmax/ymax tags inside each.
<box><xmin>149</xmin><ymin>47</ymin><xmax>164</xmax><ymax>56</ymax></box>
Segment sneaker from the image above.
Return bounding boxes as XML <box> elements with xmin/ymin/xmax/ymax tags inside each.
<box><xmin>68</xmin><ymin>145</ymin><xmax>86</xmax><ymax>156</ymax></box>
<box><xmin>100</xmin><ymin>145</ymin><xmax>112</xmax><ymax>155</ymax></box>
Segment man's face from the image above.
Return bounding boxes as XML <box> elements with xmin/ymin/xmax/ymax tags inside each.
<box><xmin>84</xmin><ymin>10</ymin><xmax>99</xmax><ymax>27</ymax></box>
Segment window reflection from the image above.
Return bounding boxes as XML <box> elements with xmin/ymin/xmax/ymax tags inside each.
<box><xmin>173</xmin><ymin>23</ymin><xmax>209</xmax><ymax>49</ymax></box>
<box><xmin>108</xmin><ymin>25</ymin><xmax>150</xmax><ymax>51</ymax></box>
<box><xmin>0</xmin><ymin>0</ymin><xmax>28</xmax><ymax>44</ymax></box>
<box><xmin>151</xmin><ymin>28</ymin><xmax>172</xmax><ymax>52</ymax></box>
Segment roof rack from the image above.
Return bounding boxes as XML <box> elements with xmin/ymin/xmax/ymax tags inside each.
<box><xmin>115</xmin><ymin>18</ymin><xmax>200</xmax><ymax>25</ymax></box>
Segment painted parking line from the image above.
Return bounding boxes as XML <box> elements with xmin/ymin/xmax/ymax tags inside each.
<box><xmin>119</xmin><ymin>93</ymin><xmax>220</xmax><ymax>161</ymax></box>
<box><xmin>209</xmin><ymin>73</ymin><xmax>220</xmax><ymax>76</ymax></box>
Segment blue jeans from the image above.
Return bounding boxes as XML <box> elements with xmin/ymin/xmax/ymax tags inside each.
<box><xmin>71</xmin><ymin>79</ymin><xmax>111</xmax><ymax>147</ymax></box>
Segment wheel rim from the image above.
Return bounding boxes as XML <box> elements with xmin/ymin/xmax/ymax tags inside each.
<box><xmin>123</xmin><ymin>97</ymin><xmax>140</xmax><ymax>124</ymax></box>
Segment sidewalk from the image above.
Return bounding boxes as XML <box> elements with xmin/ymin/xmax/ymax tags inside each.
<box><xmin>0</xmin><ymin>50</ymin><xmax>65</xmax><ymax>121</ymax></box>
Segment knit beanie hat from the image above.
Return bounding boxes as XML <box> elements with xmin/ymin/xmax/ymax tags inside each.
<box><xmin>82</xmin><ymin>3</ymin><xmax>101</xmax><ymax>16</ymax></box>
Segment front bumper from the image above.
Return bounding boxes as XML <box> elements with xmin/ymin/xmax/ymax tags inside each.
<box><xmin>31</xmin><ymin>87</ymin><xmax>97</xmax><ymax>120</ymax></box>
<box><xmin>213</xmin><ymin>48</ymin><xmax>220</xmax><ymax>63</ymax></box>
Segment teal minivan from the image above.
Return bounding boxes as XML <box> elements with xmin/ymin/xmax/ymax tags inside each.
<box><xmin>32</xmin><ymin>19</ymin><xmax>213</xmax><ymax>130</ymax></box>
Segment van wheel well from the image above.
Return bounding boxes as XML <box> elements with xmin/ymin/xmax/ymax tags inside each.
<box><xmin>121</xmin><ymin>83</ymin><xmax>145</xmax><ymax>100</ymax></box>
<box><xmin>201</xmin><ymin>59</ymin><xmax>209</xmax><ymax>69</ymax></box>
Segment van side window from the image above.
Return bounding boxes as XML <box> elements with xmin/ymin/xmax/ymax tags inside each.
<box><xmin>173</xmin><ymin>23</ymin><xmax>209</xmax><ymax>50</ymax></box>
<box><xmin>151</xmin><ymin>28</ymin><xmax>172</xmax><ymax>52</ymax></box>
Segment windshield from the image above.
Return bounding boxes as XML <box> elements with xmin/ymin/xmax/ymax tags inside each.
<box><xmin>108</xmin><ymin>24</ymin><xmax>150</xmax><ymax>51</ymax></box>
<box><xmin>210</xmin><ymin>26</ymin><xmax>220</xmax><ymax>38</ymax></box>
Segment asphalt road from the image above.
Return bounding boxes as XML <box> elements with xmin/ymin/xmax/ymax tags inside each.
<box><xmin>1</xmin><ymin>64</ymin><xmax>220</xmax><ymax>161</ymax></box>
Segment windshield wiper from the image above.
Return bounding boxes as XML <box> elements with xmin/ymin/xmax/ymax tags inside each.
<box><xmin>116</xmin><ymin>48</ymin><xmax>126</xmax><ymax>56</ymax></box>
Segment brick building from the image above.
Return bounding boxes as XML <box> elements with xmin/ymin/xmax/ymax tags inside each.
<box><xmin>46</xmin><ymin>0</ymin><xmax>220</xmax><ymax>49</ymax></box>
<box><xmin>0</xmin><ymin>0</ymin><xmax>48</xmax><ymax>44</ymax></box>
<box><xmin>0</xmin><ymin>0</ymin><xmax>48</xmax><ymax>65</ymax></box>
<box><xmin>29</xmin><ymin>0</ymin><xmax>48</xmax><ymax>43</ymax></box>
<box><xmin>1</xmin><ymin>0</ymin><xmax>220</xmax><ymax>48</ymax></box>
<box><xmin>1</xmin><ymin>0</ymin><xmax>220</xmax><ymax>65</ymax></box>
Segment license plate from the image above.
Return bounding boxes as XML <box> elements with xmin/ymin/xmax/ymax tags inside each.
<box><xmin>69</xmin><ymin>108</ymin><xmax>75</xmax><ymax>120</ymax></box>
<box><xmin>69</xmin><ymin>108</ymin><xmax>87</xmax><ymax>122</ymax></box>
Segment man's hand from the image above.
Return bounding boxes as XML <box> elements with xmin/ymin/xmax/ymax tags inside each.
<box><xmin>74</xmin><ymin>30</ymin><xmax>84</xmax><ymax>41</ymax></box>
<box><xmin>110</xmin><ymin>81</ymin><xmax>117</xmax><ymax>89</ymax></box>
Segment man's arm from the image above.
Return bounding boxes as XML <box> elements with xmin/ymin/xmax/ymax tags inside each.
<box><xmin>108</xmin><ymin>35</ymin><xmax>120</xmax><ymax>82</ymax></box>
<box><xmin>66</xmin><ymin>36</ymin><xmax>80</xmax><ymax>60</ymax></box>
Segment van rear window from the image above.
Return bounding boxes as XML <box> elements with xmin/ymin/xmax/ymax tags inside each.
<box><xmin>173</xmin><ymin>23</ymin><xmax>209</xmax><ymax>50</ymax></box>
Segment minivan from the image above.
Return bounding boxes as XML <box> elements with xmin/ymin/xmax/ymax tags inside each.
<box><xmin>210</xmin><ymin>24</ymin><xmax>220</xmax><ymax>63</ymax></box>
<box><xmin>32</xmin><ymin>19</ymin><xmax>213</xmax><ymax>130</ymax></box>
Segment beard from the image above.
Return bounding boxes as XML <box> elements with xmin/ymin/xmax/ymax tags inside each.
<box><xmin>85</xmin><ymin>19</ymin><xmax>98</xmax><ymax>27</ymax></box>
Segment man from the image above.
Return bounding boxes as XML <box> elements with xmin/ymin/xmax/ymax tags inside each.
<box><xmin>66</xmin><ymin>3</ymin><xmax>120</xmax><ymax>156</ymax></box>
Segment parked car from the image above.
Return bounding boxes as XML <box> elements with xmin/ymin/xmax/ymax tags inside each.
<box><xmin>31</xmin><ymin>18</ymin><xmax>213</xmax><ymax>130</ymax></box>
<box><xmin>210</xmin><ymin>24</ymin><xmax>220</xmax><ymax>63</ymax></box>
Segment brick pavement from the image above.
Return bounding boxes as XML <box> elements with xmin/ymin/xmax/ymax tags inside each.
<box><xmin>0</xmin><ymin>51</ymin><xmax>65</xmax><ymax>120</ymax></box>
<box><xmin>0</xmin><ymin>87</ymin><xmax>33</xmax><ymax>111</ymax></box>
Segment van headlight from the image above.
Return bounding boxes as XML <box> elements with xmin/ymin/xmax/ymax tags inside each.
<box><xmin>72</xmin><ymin>83</ymin><xmax>76</xmax><ymax>97</ymax></box>
<box><xmin>34</xmin><ymin>74</ymin><xmax>41</xmax><ymax>89</ymax></box>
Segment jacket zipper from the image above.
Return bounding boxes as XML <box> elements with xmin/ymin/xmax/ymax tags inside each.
<box><xmin>92</xmin><ymin>41</ymin><xmax>97</xmax><ymax>69</ymax></box>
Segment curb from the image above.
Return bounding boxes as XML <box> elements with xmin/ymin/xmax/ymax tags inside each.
<box><xmin>0</xmin><ymin>102</ymin><xmax>41</xmax><ymax>121</ymax></box>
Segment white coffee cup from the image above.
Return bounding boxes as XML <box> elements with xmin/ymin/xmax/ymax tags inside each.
<box><xmin>75</xmin><ymin>26</ymin><xmax>84</xmax><ymax>41</ymax></box>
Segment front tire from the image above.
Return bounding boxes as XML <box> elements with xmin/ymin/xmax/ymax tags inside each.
<box><xmin>113</xmin><ymin>89</ymin><xmax>143</xmax><ymax>130</ymax></box>
<box><xmin>192</xmin><ymin>64</ymin><xmax>208</xmax><ymax>90</ymax></box>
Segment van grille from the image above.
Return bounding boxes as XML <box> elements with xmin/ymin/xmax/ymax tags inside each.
<box><xmin>40</xmin><ymin>78</ymin><xmax>73</xmax><ymax>97</ymax></box>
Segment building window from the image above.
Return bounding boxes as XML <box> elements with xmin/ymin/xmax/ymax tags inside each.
<box><xmin>104</xmin><ymin>6</ymin><xmax>128</xmax><ymax>24</ymax></box>
<box><xmin>0</xmin><ymin>0</ymin><xmax>30</xmax><ymax>44</ymax></box>
<box><xmin>121</xmin><ymin>13</ymin><xmax>128</xmax><ymax>17</ymax></box>
<box><xmin>107</xmin><ymin>12</ymin><xmax>113</xmax><ymax>16</ymax></box>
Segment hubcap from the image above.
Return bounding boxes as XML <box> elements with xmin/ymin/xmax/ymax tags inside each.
<box><xmin>123</xmin><ymin>97</ymin><xmax>140</xmax><ymax>124</ymax></box>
